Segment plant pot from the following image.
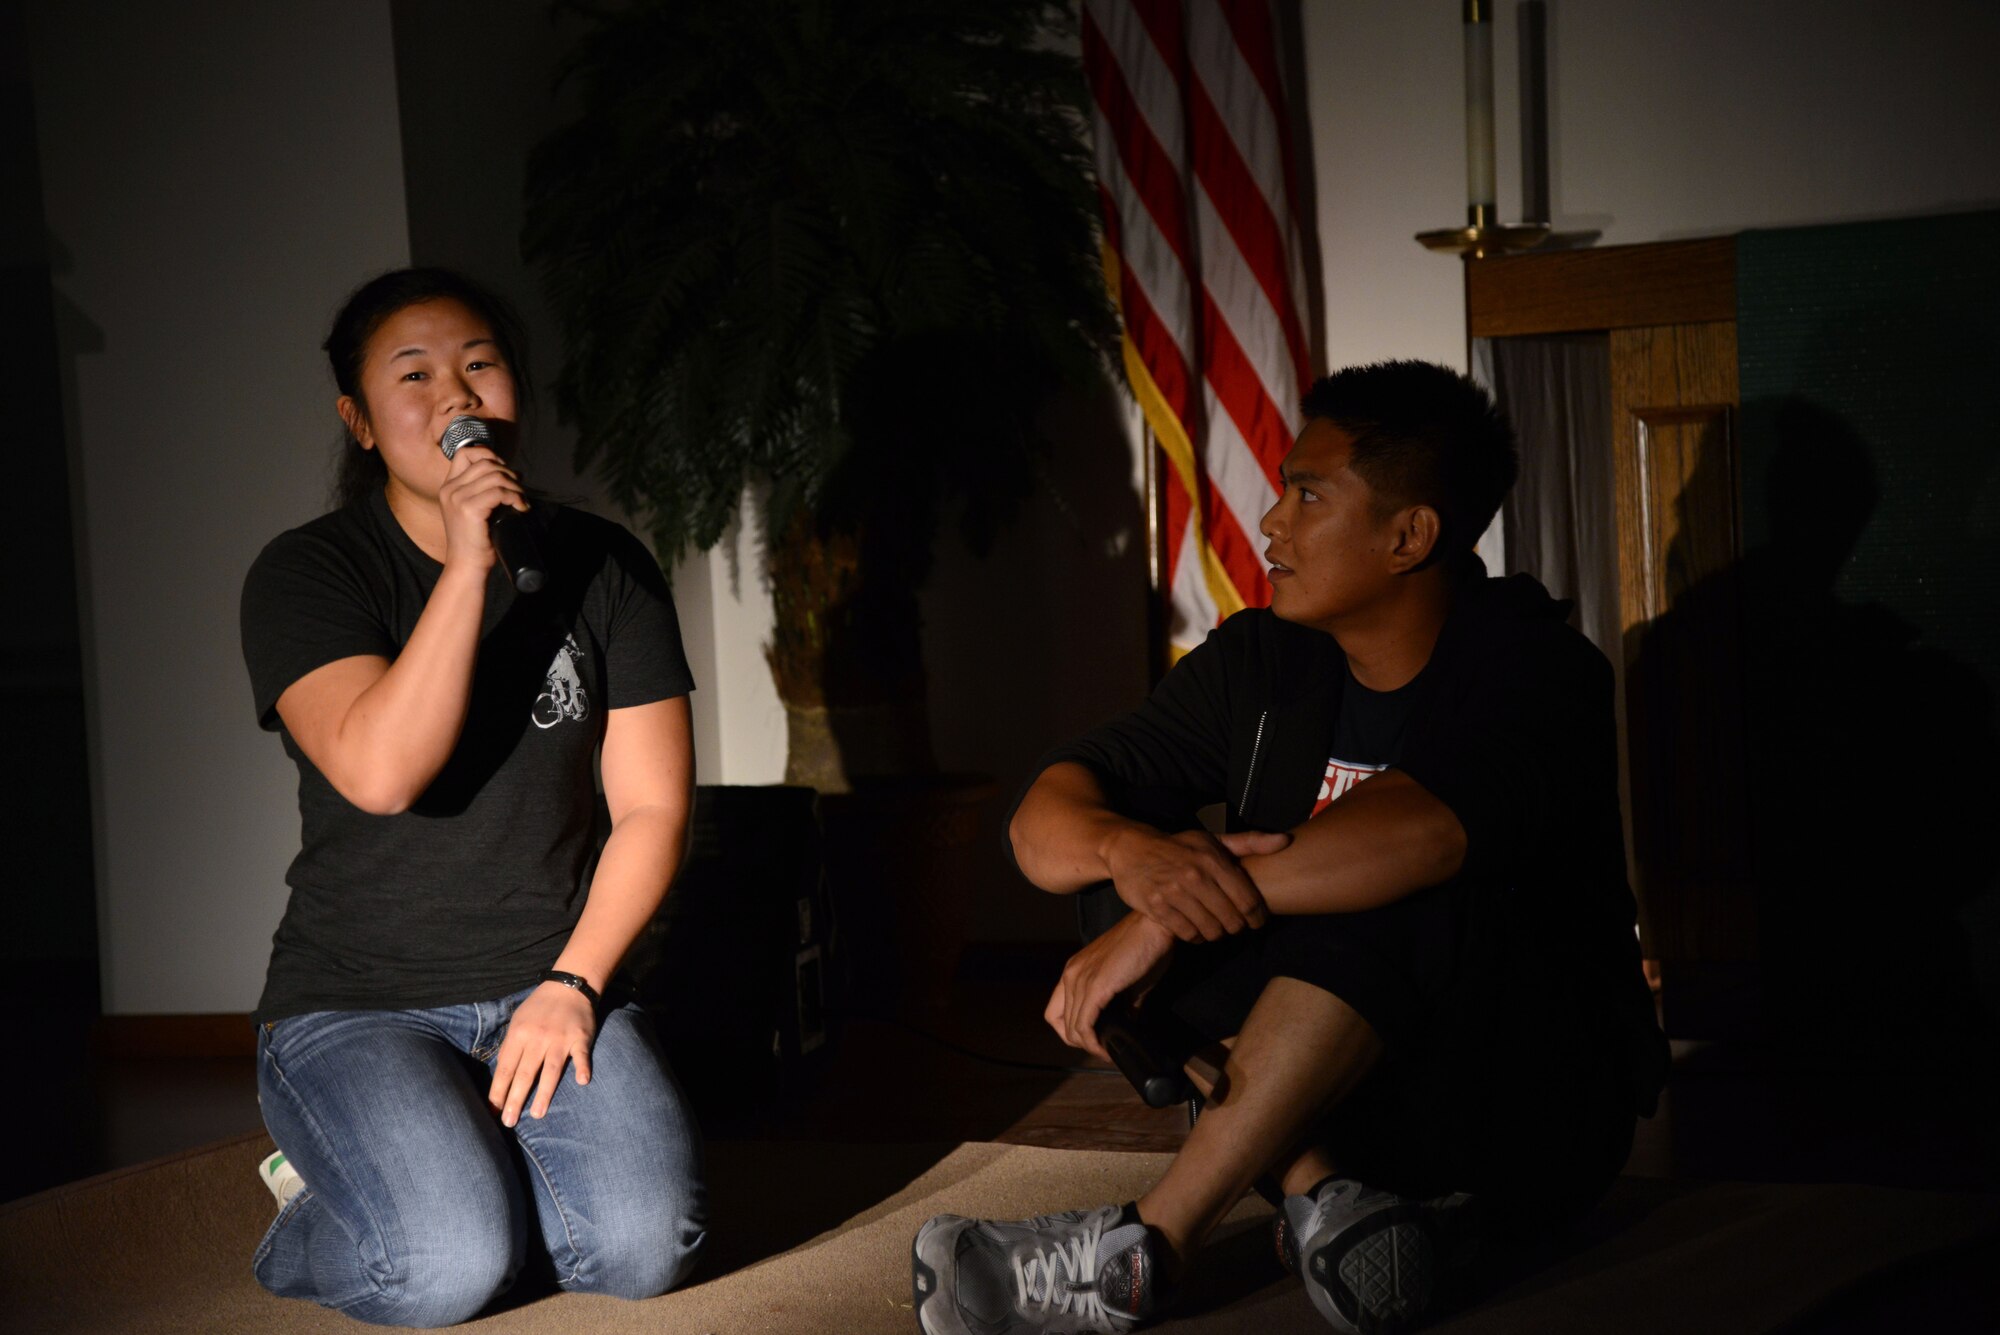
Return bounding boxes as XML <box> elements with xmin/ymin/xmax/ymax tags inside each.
<box><xmin>817</xmin><ymin>774</ymin><xmax>997</xmax><ymax>1017</ymax></box>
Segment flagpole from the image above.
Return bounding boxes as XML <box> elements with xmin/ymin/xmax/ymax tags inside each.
<box><xmin>1143</xmin><ymin>424</ymin><xmax>1168</xmax><ymax>686</ymax></box>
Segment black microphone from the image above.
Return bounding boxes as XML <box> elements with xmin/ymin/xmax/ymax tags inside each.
<box><xmin>1097</xmin><ymin>993</ymin><xmax>1194</xmax><ymax>1110</ymax></box>
<box><xmin>439</xmin><ymin>414</ymin><xmax>546</xmax><ymax>594</ymax></box>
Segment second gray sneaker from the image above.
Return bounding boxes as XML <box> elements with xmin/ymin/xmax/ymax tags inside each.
<box><xmin>1291</xmin><ymin>1179</ymin><xmax>1478</xmax><ymax>1334</ymax></box>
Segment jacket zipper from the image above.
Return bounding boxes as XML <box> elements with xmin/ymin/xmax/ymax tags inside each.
<box><xmin>1238</xmin><ymin>709</ymin><xmax>1269</xmax><ymax>818</ymax></box>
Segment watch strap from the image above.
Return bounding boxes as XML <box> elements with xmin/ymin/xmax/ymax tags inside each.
<box><xmin>539</xmin><ymin>969</ymin><xmax>601</xmax><ymax>1008</ymax></box>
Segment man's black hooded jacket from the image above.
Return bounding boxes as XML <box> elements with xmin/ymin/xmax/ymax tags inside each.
<box><xmin>1012</xmin><ymin>565</ymin><xmax>1668</xmax><ymax>1113</ymax></box>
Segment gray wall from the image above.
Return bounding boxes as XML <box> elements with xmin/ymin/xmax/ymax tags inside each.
<box><xmin>29</xmin><ymin>0</ymin><xmax>410</xmax><ymax>1013</ymax></box>
<box><xmin>27</xmin><ymin>0</ymin><xmax>2000</xmax><ymax>1011</ymax></box>
<box><xmin>1304</xmin><ymin>0</ymin><xmax>2000</xmax><ymax>377</ymax></box>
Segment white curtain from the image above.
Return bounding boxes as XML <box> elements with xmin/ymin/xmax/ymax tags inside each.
<box><xmin>1471</xmin><ymin>335</ymin><xmax>1618</xmax><ymax>664</ymax></box>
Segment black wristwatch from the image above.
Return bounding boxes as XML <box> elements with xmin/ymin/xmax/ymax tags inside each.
<box><xmin>540</xmin><ymin>969</ymin><xmax>602</xmax><ymax>1008</ymax></box>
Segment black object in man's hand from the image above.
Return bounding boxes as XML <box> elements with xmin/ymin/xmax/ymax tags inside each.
<box><xmin>1098</xmin><ymin>993</ymin><xmax>1194</xmax><ymax>1109</ymax></box>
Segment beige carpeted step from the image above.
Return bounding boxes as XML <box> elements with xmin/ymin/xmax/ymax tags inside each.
<box><xmin>3</xmin><ymin>1131</ymin><xmax>1994</xmax><ymax>1333</ymax></box>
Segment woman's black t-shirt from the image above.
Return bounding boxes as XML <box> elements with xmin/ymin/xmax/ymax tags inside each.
<box><xmin>240</xmin><ymin>489</ymin><xmax>693</xmax><ymax>1024</ymax></box>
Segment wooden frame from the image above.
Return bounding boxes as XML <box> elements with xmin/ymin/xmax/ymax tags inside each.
<box><xmin>1466</xmin><ymin>236</ymin><xmax>1735</xmax><ymax>339</ymax></box>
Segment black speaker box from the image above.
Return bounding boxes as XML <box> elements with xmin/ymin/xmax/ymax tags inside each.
<box><xmin>621</xmin><ymin>784</ymin><xmax>833</xmax><ymax>1120</ymax></box>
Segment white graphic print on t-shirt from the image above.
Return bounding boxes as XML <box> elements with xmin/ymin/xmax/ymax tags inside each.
<box><xmin>1311</xmin><ymin>757</ymin><xmax>1387</xmax><ymax>817</ymax></box>
<box><xmin>532</xmin><ymin>633</ymin><xmax>591</xmax><ymax>729</ymax></box>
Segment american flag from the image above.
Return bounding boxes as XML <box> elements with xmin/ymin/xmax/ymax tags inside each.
<box><xmin>1083</xmin><ymin>0</ymin><xmax>1314</xmax><ymax>654</ymax></box>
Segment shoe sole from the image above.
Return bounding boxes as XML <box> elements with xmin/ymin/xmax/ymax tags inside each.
<box><xmin>1303</xmin><ymin>1203</ymin><xmax>1435</xmax><ymax>1335</ymax></box>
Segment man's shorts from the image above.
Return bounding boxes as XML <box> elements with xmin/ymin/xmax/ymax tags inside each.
<box><xmin>1084</xmin><ymin>881</ymin><xmax>1638</xmax><ymax>1228</ymax></box>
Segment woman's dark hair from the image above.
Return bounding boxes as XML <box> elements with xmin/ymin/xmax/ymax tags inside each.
<box><xmin>324</xmin><ymin>267</ymin><xmax>533</xmax><ymax>508</ymax></box>
<box><xmin>1299</xmin><ymin>360</ymin><xmax>1519</xmax><ymax>565</ymax></box>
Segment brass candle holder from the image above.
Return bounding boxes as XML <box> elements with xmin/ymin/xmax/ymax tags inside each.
<box><xmin>1418</xmin><ymin>1</ymin><xmax>1552</xmax><ymax>260</ymax></box>
<box><xmin>1417</xmin><ymin>204</ymin><xmax>1551</xmax><ymax>261</ymax></box>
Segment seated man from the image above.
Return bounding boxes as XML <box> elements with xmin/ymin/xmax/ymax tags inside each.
<box><xmin>912</xmin><ymin>361</ymin><xmax>1667</xmax><ymax>1335</ymax></box>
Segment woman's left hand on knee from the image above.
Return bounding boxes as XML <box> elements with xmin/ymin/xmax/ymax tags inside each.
<box><xmin>490</xmin><ymin>985</ymin><xmax>597</xmax><ymax>1126</ymax></box>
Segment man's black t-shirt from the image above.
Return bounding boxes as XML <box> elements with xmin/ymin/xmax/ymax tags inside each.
<box><xmin>240</xmin><ymin>489</ymin><xmax>693</xmax><ymax>1024</ymax></box>
<box><xmin>1311</xmin><ymin>664</ymin><xmax>1425</xmax><ymax>817</ymax></box>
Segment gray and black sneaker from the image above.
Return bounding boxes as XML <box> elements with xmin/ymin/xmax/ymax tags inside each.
<box><xmin>1287</xmin><ymin>1179</ymin><xmax>1478</xmax><ymax>1334</ymax></box>
<box><xmin>911</xmin><ymin>1202</ymin><xmax>1166</xmax><ymax>1334</ymax></box>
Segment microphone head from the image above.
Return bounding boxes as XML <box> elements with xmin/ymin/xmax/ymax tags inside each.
<box><xmin>439</xmin><ymin>414</ymin><xmax>493</xmax><ymax>460</ymax></box>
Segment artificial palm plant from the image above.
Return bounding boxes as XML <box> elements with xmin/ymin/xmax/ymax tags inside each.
<box><xmin>524</xmin><ymin>0</ymin><xmax>1118</xmax><ymax>790</ymax></box>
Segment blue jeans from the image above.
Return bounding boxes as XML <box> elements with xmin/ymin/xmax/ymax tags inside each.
<box><xmin>253</xmin><ymin>989</ymin><xmax>706</xmax><ymax>1327</ymax></box>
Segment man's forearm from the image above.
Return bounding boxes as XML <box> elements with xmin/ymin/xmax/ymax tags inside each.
<box><xmin>1240</xmin><ymin>770</ymin><xmax>1467</xmax><ymax>915</ymax></box>
<box><xmin>1008</xmin><ymin>762</ymin><xmax>1154</xmax><ymax>894</ymax></box>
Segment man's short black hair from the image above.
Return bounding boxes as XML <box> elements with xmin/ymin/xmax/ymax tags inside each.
<box><xmin>1299</xmin><ymin>361</ymin><xmax>1519</xmax><ymax>563</ymax></box>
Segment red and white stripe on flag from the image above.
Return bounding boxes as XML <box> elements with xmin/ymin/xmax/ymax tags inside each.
<box><xmin>1083</xmin><ymin>0</ymin><xmax>1313</xmax><ymax>655</ymax></box>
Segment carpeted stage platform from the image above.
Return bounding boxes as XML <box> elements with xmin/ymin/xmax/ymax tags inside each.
<box><xmin>4</xmin><ymin>1132</ymin><xmax>1995</xmax><ymax>1333</ymax></box>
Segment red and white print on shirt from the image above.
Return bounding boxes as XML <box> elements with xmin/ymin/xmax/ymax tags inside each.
<box><xmin>1312</xmin><ymin>758</ymin><xmax>1387</xmax><ymax>818</ymax></box>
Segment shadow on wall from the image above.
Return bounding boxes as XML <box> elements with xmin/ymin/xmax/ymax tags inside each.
<box><xmin>1626</xmin><ymin>383</ymin><xmax>2000</xmax><ymax>1180</ymax></box>
<box><xmin>922</xmin><ymin>378</ymin><xmax>1150</xmax><ymax>945</ymax></box>
<box><xmin>1742</xmin><ymin>399</ymin><xmax>1995</xmax><ymax>1063</ymax></box>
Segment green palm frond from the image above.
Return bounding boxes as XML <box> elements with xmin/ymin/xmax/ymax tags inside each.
<box><xmin>523</xmin><ymin>0</ymin><xmax>1118</xmax><ymax>568</ymax></box>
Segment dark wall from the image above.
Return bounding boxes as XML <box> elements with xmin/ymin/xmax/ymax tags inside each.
<box><xmin>922</xmin><ymin>389</ymin><xmax>1151</xmax><ymax>944</ymax></box>
<box><xmin>1</xmin><ymin>0</ymin><xmax>95</xmax><ymax>972</ymax></box>
<box><xmin>1730</xmin><ymin>211</ymin><xmax>2000</xmax><ymax>1073</ymax></box>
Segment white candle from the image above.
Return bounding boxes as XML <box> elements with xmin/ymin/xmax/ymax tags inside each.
<box><xmin>1465</xmin><ymin>6</ymin><xmax>1496</xmax><ymax>218</ymax></box>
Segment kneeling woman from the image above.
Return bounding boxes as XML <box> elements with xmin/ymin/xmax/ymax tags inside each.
<box><xmin>240</xmin><ymin>268</ymin><xmax>704</xmax><ymax>1326</ymax></box>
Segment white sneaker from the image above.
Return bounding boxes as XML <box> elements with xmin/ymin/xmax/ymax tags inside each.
<box><xmin>258</xmin><ymin>1150</ymin><xmax>305</xmax><ymax>1208</ymax></box>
